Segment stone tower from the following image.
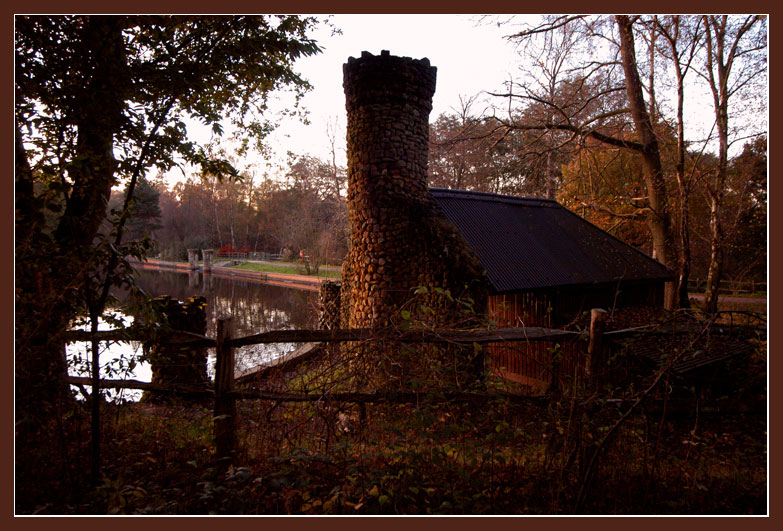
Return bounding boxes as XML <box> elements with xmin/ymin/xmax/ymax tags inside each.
<box><xmin>340</xmin><ymin>50</ymin><xmax>488</xmax><ymax>354</ymax></box>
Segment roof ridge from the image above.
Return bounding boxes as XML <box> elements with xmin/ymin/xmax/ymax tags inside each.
<box><xmin>429</xmin><ymin>187</ymin><xmax>559</xmax><ymax>206</ymax></box>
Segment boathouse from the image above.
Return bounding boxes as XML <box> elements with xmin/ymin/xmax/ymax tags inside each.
<box><xmin>430</xmin><ymin>187</ymin><xmax>676</xmax><ymax>389</ymax></box>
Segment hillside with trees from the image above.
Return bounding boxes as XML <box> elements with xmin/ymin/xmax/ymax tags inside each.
<box><xmin>152</xmin><ymin>152</ymin><xmax>348</xmax><ymax>272</ymax></box>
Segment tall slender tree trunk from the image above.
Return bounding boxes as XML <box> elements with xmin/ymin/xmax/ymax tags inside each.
<box><xmin>655</xmin><ymin>14</ymin><xmax>704</xmax><ymax>309</ymax></box>
<box><xmin>675</xmin><ymin>173</ymin><xmax>693</xmax><ymax>308</ymax></box>
<box><xmin>674</xmin><ymin>88</ymin><xmax>693</xmax><ymax>309</ymax></box>
<box><xmin>243</xmin><ymin>175</ymin><xmax>254</xmax><ymax>248</ymax></box>
<box><xmin>211</xmin><ymin>178</ymin><xmax>222</xmax><ymax>246</ymax></box>
<box><xmin>704</xmin><ymin>188</ymin><xmax>725</xmax><ymax>313</ymax></box>
<box><xmin>702</xmin><ymin>15</ymin><xmax>742</xmax><ymax>315</ymax></box>
<box><xmin>703</xmin><ymin>111</ymin><xmax>729</xmax><ymax>314</ymax></box>
<box><xmin>672</xmin><ymin>25</ymin><xmax>693</xmax><ymax>309</ymax></box>
<box><xmin>546</xmin><ymin>80</ymin><xmax>558</xmax><ymax>199</ymax></box>
<box><xmin>616</xmin><ymin>16</ymin><xmax>676</xmax><ymax>309</ymax></box>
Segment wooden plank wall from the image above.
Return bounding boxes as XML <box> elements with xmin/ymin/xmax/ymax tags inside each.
<box><xmin>488</xmin><ymin>292</ymin><xmax>586</xmax><ymax>391</ymax></box>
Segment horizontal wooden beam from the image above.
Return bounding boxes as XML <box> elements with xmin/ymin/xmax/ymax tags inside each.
<box><xmin>62</xmin><ymin>325</ymin><xmax>585</xmax><ymax>348</ymax></box>
<box><xmin>63</xmin><ymin>327</ymin><xmax>216</xmax><ymax>348</ymax></box>
<box><xmin>234</xmin><ymin>342</ymin><xmax>322</xmax><ymax>385</ymax></box>
<box><xmin>66</xmin><ymin>376</ymin><xmax>213</xmax><ymax>396</ymax></box>
<box><xmin>62</xmin><ymin>322</ymin><xmax>764</xmax><ymax>352</ymax></box>
<box><xmin>229</xmin><ymin>326</ymin><xmax>585</xmax><ymax>348</ymax></box>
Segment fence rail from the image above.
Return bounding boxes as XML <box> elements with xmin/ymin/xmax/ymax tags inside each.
<box><xmin>217</xmin><ymin>252</ymin><xmax>248</xmax><ymax>259</ymax></box>
<box><xmin>688</xmin><ymin>278</ymin><xmax>766</xmax><ymax>294</ymax></box>
<box><xmin>63</xmin><ymin>325</ymin><xmax>587</xmax><ymax>350</ymax></box>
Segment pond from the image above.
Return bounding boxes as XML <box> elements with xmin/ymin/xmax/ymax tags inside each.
<box><xmin>67</xmin><ymin>267</ymin><xmax>319</xmax><ymax>401</ymax></box>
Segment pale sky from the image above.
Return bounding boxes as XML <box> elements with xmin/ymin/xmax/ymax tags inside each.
<box><xmin>271</xmin><ymin>14</ymin><xmax>528</xmax><ymax>163</ymax></box>
<box><xmin>176</xmin><ymin>14</ymin><xmax>530</xmax><ymax>184</ymax></box>
<box><xmin>173</xmin><ymin>13</ymin><xmax>767</xmax><ymax>186</ymax></box>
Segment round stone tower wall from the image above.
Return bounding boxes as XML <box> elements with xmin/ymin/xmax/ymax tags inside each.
<box><xmin>340</xmin><ymin>51</ymin><xmax>488</xmax><ymax>386</ymax></box>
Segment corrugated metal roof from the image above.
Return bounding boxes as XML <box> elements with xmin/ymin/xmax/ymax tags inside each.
<box><xmin>430</xmin><ymin>188</ymin><xmax>675</xmax><ymax>294</ymax></box>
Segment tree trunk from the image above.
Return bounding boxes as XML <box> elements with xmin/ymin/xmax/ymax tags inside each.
<box><xmin>16</xmin><ymin>17</ymin><xmax>129</xmax><ymax>425</ymax></box>
<box><xmin>616</xmin><ymin>16</ymin><xmax>676</xmax><ymax>309</ymax></box>
<box><xmin>703</xmin><ymin>113</ymin><xmax>728</xmax><ymax>315</ymax></box>
<box><xmin>671</xmin><ymin>25</ymin><xmax>693</xmax><ymax>310</ymax></box>
<box><xmin>702</xmin><ymin>15</ymin><xmax>735</xmax><ymax>315</ymax></box>
<box><xmin>703</xmin><ymin>191</ymin><xmax>725</xmax><ymax>314</ymax></box>
<box><xmin>212</xmin><ymin>179</ymin><xmax>222</xmax><ymax>246</ymax></box>
<box><xmin>676</xmin><ymin>178</ymin><xmax>693</xmax><ymax>309</ymax></box>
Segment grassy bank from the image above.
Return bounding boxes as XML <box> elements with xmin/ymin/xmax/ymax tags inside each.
<box><xmin>229</xmin><ymin>261</ymin><xmax>342</xmax><ymax>280</ymax></box>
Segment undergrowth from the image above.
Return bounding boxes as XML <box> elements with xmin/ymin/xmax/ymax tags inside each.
<box><xmin>17</xmin><ymin>376</ymin><xmax>766</xmax><ymax>514</ymax></box>
<box><xmin>16</xmin><ymin>297</ymin><xmax>766</xmax><ymax>515</ymax></box>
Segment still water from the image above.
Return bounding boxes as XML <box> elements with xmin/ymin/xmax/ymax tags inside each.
<box><xmin>67</xmin><ymin>267</ymin><xmax>319</xmax><ymax>401</ymax></box>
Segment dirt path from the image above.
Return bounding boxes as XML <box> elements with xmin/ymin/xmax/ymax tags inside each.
<box><xmin>689</xmin><ymin>293</ymin><xmax>766</xmax><ymax>305</ymax></box>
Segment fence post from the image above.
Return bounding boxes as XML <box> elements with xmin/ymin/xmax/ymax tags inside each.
<box><xmin>549</xmin><ymin>344</ymin><xmax>561</xmax><ymax>394</ymax></box>
<box><xmin>214</xmin><ymin>317</ymin><xmax>237</xmax><ymax>468</ymax></box>
<box><xmin>586</xmin><ymin>308</ymin><xmax>608</xmax><ymax>391</ymax></box>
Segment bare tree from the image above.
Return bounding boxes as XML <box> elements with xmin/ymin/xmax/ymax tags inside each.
<box><xmin>495</xmin><ymin>15</ymin><xmax>677</xmax><ymax>308</ymax></box>
<box><xmin>428</xmin><ymin>95</ymin><xmax>497</xmax><ymax>191</ymax></box>
<box><xmin>697</xmin><ymin>15</ymin><xmax>767</xmax><ymax>314</ymax></box>
<box><xmin>648</xmin><ymin>15</ymin><xmax>706</xmax><ymax>309</ymax></box>
<box><xmin>511</xmin><ymin>17</ymin><xmax>584</xmax><ymax>198</ymax></box>
<box><xmin>325</xmin><ymin>116</ymin><xmax>347</xmax><ymax>199</ymax></box>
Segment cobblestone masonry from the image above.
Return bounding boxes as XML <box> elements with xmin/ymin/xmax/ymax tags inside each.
<box><xmin>337</xmin><ymin>51</ymin><xmax>488</xmax><ymax>386</ymax></box>
<box><xmin>319</xmin><ymin>280</ymin><xmax>342</xmax><ymax>330</ymax></box>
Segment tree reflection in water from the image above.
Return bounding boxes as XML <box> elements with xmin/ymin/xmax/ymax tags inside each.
<box><xmin>68</xmin><ymin>268</ymin><xmax>318</xmax><ymax>400</ymax></box>
<box><xmin>133</xmin><ymin>268</ymin><xmax>318</xmax><ymax>373</ymax></box>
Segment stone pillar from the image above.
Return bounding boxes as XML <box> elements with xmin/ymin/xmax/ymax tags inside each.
<box><xmin>340</xmin><ymin>51</ymin><xmax>488</xmax><ymax>388</ymax></box>
<box><xmin>142</xmin><ymin>296</ymin><xmax>209</xmax><ymax>402</ymax></box>
<box><xmin>187</xmin><ymin>249</ymin><xmax>199</xmax><ymax>270</ymax></box>
<box><xmin>319</xmin><ymin>280</ymin><xmax>343</xmax><ymax>330</ymax></box>
<box><xmin>202</xmin><ymin>249</ymin><xmax>214</xmax><ymax>273</ymax></box>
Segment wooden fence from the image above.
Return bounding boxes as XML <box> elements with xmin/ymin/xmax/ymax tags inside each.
<box><xmin>64</xmin><ymin>317</ymin><xmax>609</xmax><ymax>464</ymax></box>
<box><xmin>65</xmin><ymin>311</ymin><xmax>740</xmax><ymax>467</ymax></box>
<box><xmin>217</xmin><ymin>252</ymin><xmax>248</xmax><ymax>259</ymax></box>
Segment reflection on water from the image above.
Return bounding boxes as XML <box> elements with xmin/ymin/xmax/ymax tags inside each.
<box><xmin>67</xmin><ymin>268</ymin><xmax>318</xmax><ymax>401</ymax></box>
<box><xmin>138</xmin><ymin>268</ymin><xmax>317</xmax><ymax>337</ymax></box>
<box><xmin>137</xmin><ymin>268</ymin><xmax>318</xmax><ymax>372</ymax></box>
